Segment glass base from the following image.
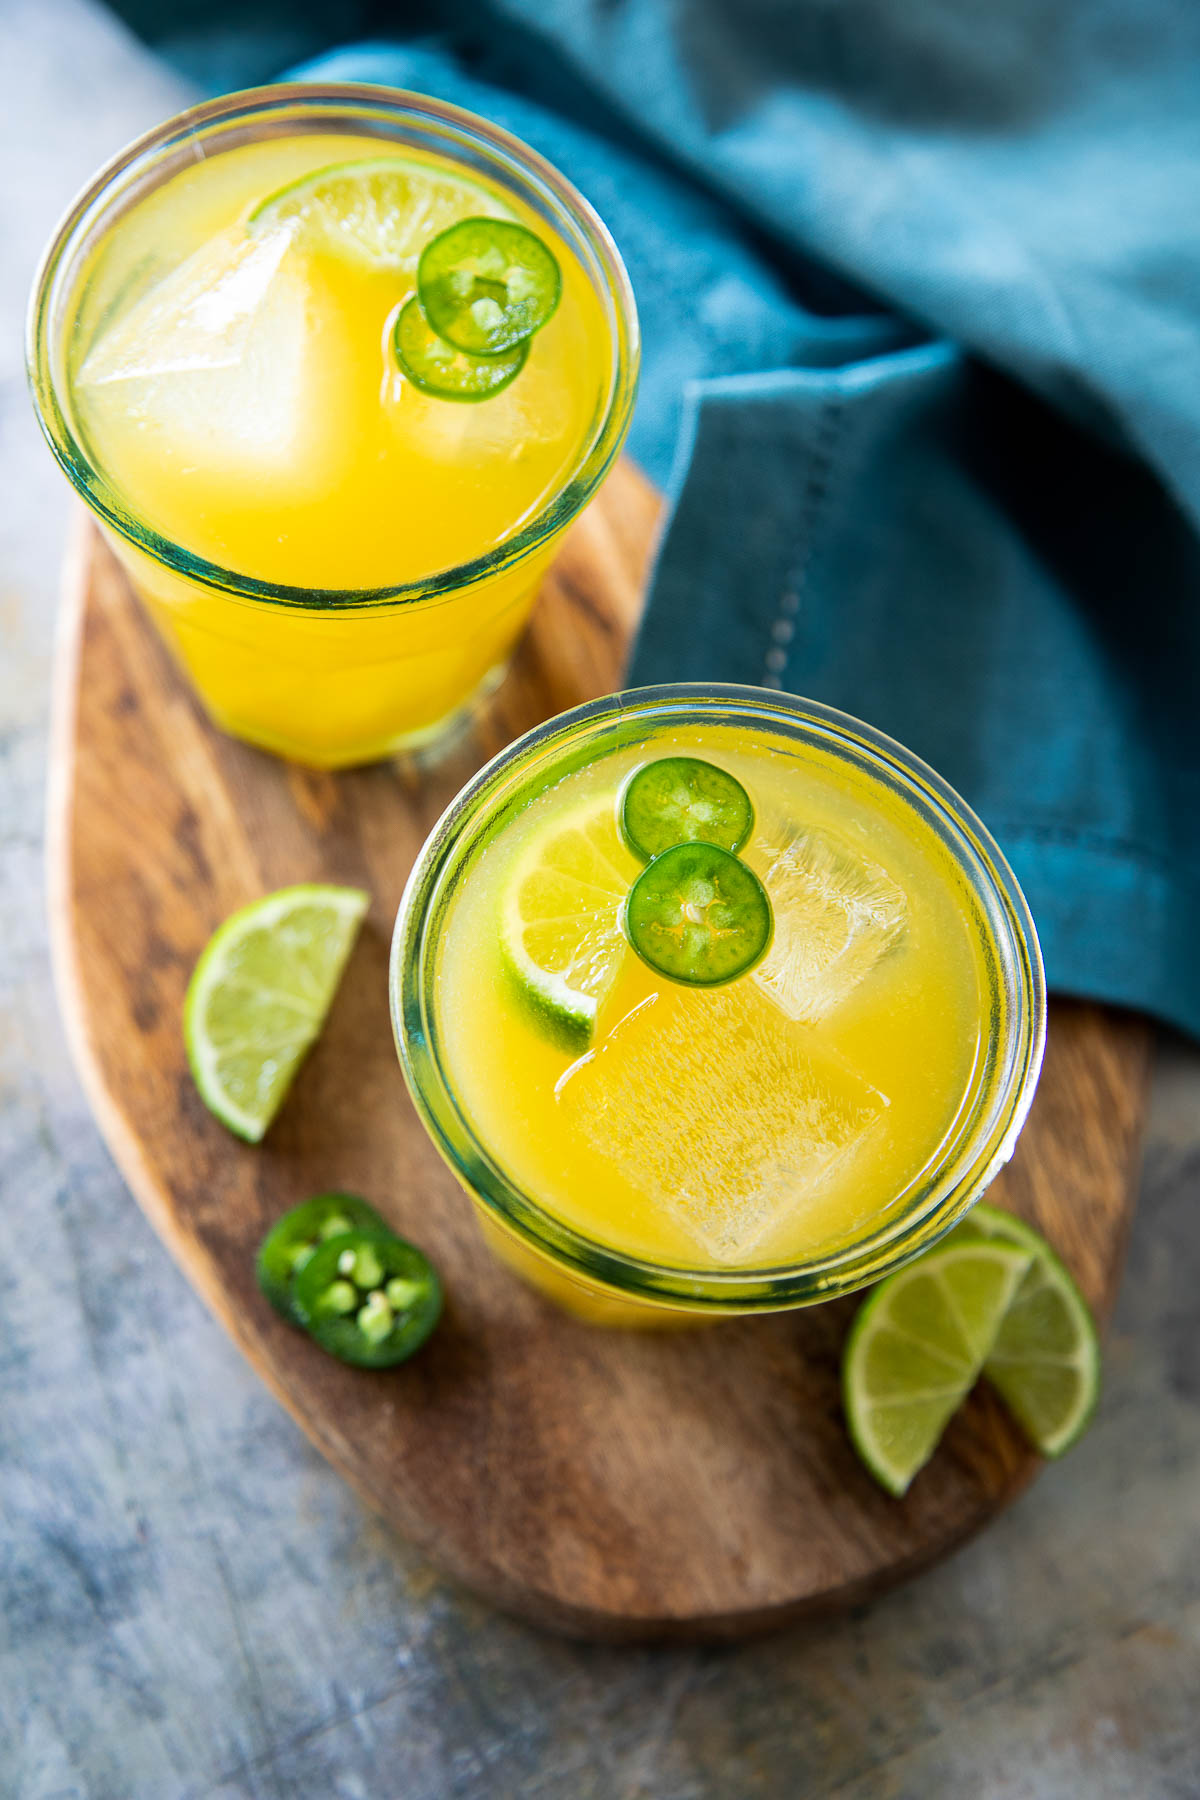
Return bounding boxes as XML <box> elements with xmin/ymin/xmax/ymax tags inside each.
<box><xmin>476</xmin><ymin>1215</ymin><xmax>715</xmax><ymax>1331</ymax></box>
<box><xmin>202</xmin><ymin>658</ymin><xmax>512</xmax><ymax>770</ymax></box>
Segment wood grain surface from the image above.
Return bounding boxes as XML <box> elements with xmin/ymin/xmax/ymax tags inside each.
<box><xmin>48</xmin><ymin>463</ymin><xmax>1153</xmax><ymax>1641</ymax></box>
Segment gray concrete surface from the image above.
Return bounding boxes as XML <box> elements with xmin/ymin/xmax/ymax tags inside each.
<box><xmin>2</xmin><ymin>3</ymin><xmax>1199</xmax><ymax>1795</ymax></box>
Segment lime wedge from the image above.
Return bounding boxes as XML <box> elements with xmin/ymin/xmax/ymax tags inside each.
<box><xmin>185</xmin><ymin>884</ymin><xmax>369</xmax><ymax>1142</ymax></box>
<box><xmin>500</xmin><ymin>797</ymin><xmax>637</xmax><ymax>1050</ymax></box>
<box><xmin>953</xmin><ymin>1202</ymin><xmax>1101</xmax><ymax>1457</ymax></box>
<box><xmin>843</xmin><ymin>1240</ymin><xmax>1032</xmax><ymax>1497</ymax></box>
<box><xmin>249</xmin><ymin>157</ymin><xmax>514</xmax><ymax>270</ymax></box>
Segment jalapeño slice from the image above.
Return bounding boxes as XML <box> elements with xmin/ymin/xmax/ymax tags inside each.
<box><xmin>257</xmin><ymin>1193</ymin><xmax>388</xmax><ymax>1324</ymax></box>
<box><xmin>624</xmin><ymin>842</ymin><xmax>773</xmax><ymax>986</ymax></box>
<box><xmin>417</xmin><ymin>218</ymin><xmax>562</xmax><ymax>355</ymax></box>
<box><xmin>620</xmin><ymin>757</ymin><xmax>755</xmax><ymax>862</ymax></box>
<box><xmin>393</xmin><ymin>297</ymin><xmax>528</xmax><ymax>401</ymax></box>
<box><xmin>293</xmin><ymin>1230</ymin><xmax>442</xmax><ymax>1369</ymax></box>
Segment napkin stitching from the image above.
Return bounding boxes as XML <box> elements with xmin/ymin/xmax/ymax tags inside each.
<box><xmin>761</xmin><ymin>398</ymin><xmax>844</xmax><ymax>692</ymax></box>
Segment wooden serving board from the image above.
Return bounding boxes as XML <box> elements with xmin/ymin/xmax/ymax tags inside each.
<box><xmin>49</xmin><ymin>464</ymin><xmax>1153</xmax><ymax>1641</ymax></box>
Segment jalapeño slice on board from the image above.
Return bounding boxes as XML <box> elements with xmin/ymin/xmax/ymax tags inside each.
<box><xmin>393</xmin><ymin>297</ymin><xmax>528</xmax><ymax>401</ymax></box>
<box><xmin>624</xmin><ymin>842</ymin><xmax>773</xmax><ymax>985</ymax></box>
<box><xmin>256</xmin><ymin>1193</ymin><xmax>388</xmax><ymax>1324</ymax></box>
<box><xmin>293</xmin><ymin>1230</ymin><xmax>442</xmax><ymax>1369</ymax></box>
<box><xmin>621</xmin><ymin>757</ymin><xmax>755</xmax><ymax>862</ymax></box>
<box><xmin>418</xmin><ymin>217</ymin><xmax>562</xmax><ymax>355</ymax></box>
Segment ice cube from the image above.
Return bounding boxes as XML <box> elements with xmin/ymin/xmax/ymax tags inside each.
<box><xmin>556</xmin><ymin>984</ymin><xmax>887</xmax><ymax>1263</ymax></box>
<box><xmin>77</xmin><ymin>225</ymin><xmax>298</xmax><ymax>383</ymax></box>
<box><xmin>394</xmin><ymin>351</ymin><xmax>569</xmax><ymax>468</ymax></box>
<box><xmin>75</xmin><ymin>225</ymin><xmax>311</xmax><ymax>469</ymax></box>
<box><xmin>752</xmin><ymin>823</ymin><xmax>907</xmax><ymax>1024</ymax></box>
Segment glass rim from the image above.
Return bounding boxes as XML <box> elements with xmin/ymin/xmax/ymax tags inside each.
<box><xmin>26</xmin><ymin>81</ymin><xmax>640</xmax><ymax>613</ymax></box>
<box><xmin>391</xmin><ymin>683</ymin><xmax>1048</xmax><ymax>1310</ymax></box>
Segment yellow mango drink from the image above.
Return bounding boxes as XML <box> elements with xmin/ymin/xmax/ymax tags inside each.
<box><xmin>393</xmin><ymin>686</ymin><xmax>1045</xmax><ymax>1325</ymax></box>
<box><xmin>29</xmin><ymin>86</ymin><xmax>637</xmax><ymax>766</ymax></box>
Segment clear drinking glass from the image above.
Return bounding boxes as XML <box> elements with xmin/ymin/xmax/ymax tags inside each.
<box><xmin>28</xmin><ymin>85</ymin><xmax>639</xmax><ymax>767</ymax></box>
<box><xmin>391</xmin><ymin>685</ymin><xmax>1046</xmax><ymax>1327</ymax></box>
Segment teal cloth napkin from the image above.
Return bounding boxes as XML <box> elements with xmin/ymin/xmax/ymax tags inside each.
<box><xmin>111</xmin><ymin>1</ymin><xmax>1200</xmax><ymax>1039</ymax></box>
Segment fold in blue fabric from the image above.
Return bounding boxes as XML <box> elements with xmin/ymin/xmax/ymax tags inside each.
<box><xmin>113</xmin><ymin>0</ymin><xmax>1200</xmax><ymax>1038</ymax></box>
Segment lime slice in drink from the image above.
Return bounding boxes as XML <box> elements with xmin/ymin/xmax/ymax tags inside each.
<box><xmin>500</xmin><ymin>797</ymin><xmax>637</xmax><ymax>1051</ymax></box>
<box><xmin>249</xmin><ymin>157</ymin><xmax>515</xmax><ymax>270</ymax></box>
<box><xmin>185</xmin><ymin>884</ymin><xmax>369</xmax><ymax>1142</ymax></box>
<box><xmin>953</xmin><ymin>1202</ymin><xmax>1101</xmax><ymax>1457</ymax></box>
<box><xmin>843</xmin><ymin>1239</ymin><xmax>1032</xmax><ymax>1496</ymax></box>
